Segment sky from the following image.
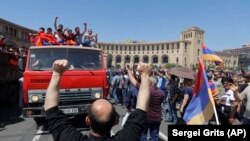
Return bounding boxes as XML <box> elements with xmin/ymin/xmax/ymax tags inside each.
<box><xmin>0</xmin><ymin>0</ymin><xmax>249</xmax><ymax>51</ymax></box>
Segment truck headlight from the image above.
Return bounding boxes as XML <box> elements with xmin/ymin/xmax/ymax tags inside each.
<box><xmin>94</xmin><ymin>92</ymin><xmax>101</xmax><ymax>99</ymax></box>
<box><xmin>31</xmin><ymin>95</ymin><xmax>39</xmax><ymax>103</ymax></box>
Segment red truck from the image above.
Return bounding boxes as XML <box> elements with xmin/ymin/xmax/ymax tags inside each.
<box><xmin>22</xmin><ymin>46</ymin><xmax>109</xmax><ymax>125</ymax></box>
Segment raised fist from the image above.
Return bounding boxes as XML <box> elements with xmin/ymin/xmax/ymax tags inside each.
<box><xmin>52</xmin><ymin>59</ymin><xmax>69</xmax><ymax>75</ymax></box>
<box><xmin>137</xmin><ymin>62</ymin><xmax>151</xmax><ymax>75</ymax></box>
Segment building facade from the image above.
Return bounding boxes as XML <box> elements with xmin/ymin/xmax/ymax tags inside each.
<box><xmin>0</xmin><ymin>18</ymin><xmax>36</xmax><ymax>48</ymax></box>
<box><xmin>97</xmin><ymin>26</ymin><xmax>238</xmax><ymax>68</ymax></box>
<box><xmin>223</xmin><ymin>44</ymin><xmax>250</xmax><ymax>68</ymax></box>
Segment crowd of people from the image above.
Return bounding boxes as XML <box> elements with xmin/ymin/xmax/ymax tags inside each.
<box><xmin>29</xmin><ymin>17</ymin><xmax>98</xmax><ymax>47</ymax></box>
<box><xmin>0</xmin><ymin>36</ymin><xmax>28</xmax><ymax>70</ymax></box>
<box><xmin>107</xmin><ymin>64</ymin><xmax>250</xmax><ymax>139</ymax></box>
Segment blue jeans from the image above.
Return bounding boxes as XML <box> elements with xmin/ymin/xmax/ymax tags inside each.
<box><xmin>122</xmin><ymin>88</ymin><xmax>128</xmax><ymax>106</ymax></box>
<box><xmin>161</xmin><ymin>94</ymin><xmax>167</xmax><ymax>120</ymax></box>
<box><xmin>140</xmin><ymin>121</ymin><xmax>161</xmax><ymax>141</ymax></box>
<box><xmin>112</xmin><ymin>88</ymin><xmax>118</xmax><ymax>104</ymax></box>
<box><xmin>167</xmin><ymin>98</ymin><xmax>177</xmax><ymax>124</ymax></box>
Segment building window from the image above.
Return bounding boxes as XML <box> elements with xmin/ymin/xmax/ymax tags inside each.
<box><xmin>129</xmin><ymin>46</ymin><xmax>131</xmax><ymax>51</ymax></box>
<box><xmin>14</xmin><ymin>29</ymin><xmax>18</xmax><ymax>37</ymax></box>
<box><xmin>152</xmin><ymin>46</ymin><xmax>154</xmax><ymax>50</ymax></box>
<box><xmin>111</xmin><ymin>45</ymin><xmax>114</xmax><ymax>50</ymax></box>
<box><xmin>116</xmin><ymin>56</ymin><xmax>121</xmax><ymax>63</ymax></box>
<box><xmin>125</xmin><ymin>56</ymin><xmax>130</xmax><ymax>63</ymax></box>
<box><xmin>177</xmin><ymin>43</ymin><xmax>180</xmax><ymax>49</ymax></box>
<box><xmin>116</xmin><ymin>46</ymin><xmax>118</xmax><ymax>51</ymax></box>
<box><xmin>124</xmin><ymin>46</ymin><xmax>127</xmax><ymax>51</ymax></box>
<box><xmin>176</xmin><ymin>57</ymin><xmax>179</xmax><ymax>63</ymax></box>
<box><xmin>153</xmin><ymin>56</ymin><xmax>158</xmax><ymax>64</ymax></box>
<box><xmin>4</xmin><ymin>26</ymin><xmax>8</xmax><ymax>34</ymax></box>
<box><xmin>134</xmin><ymin>56</ymin><xmax>139</xmax><ymax>63</ymax></box>
<box><xmin>143</xmin><ymin>45</ymin><xmax>145</xmax><ymax>51</ymax></box>
<box><xmin>147</xmin><ymin>45</ymin><xmax>149</xmax><ymax>50</ymax></box>
<box><xmin>185</xmin><ymin>43</ymin><xmax>187</xmax><ymax>49</ymax></box>
<box><xmin>161</xmin><ymin>44</ymin><xmax>164</xmax><ymax>50</ymax></box>
<box><xmin>143</xmin><ymin>56</ymin><xmax>149</xmax><ymax>63</ymax></box>
<box><xmin>185</xmin><ymin>58</ymin><xmax>186</xmax><ymax>62</ymax></box>
<box><xmin>156</xmin><ymin>45</ymin><xmax>159</xmax><ymax>50</ymax></box>
<box><xmin>167</xmin><ymin>44</ymin><xmax>169</xmax><ymax>50</ymax></box>
<box><xmin>172</xmin><ymin>43</ymin><xmax>174</xmax><ymax>49</ymax></box>
<box><xmin>138</xmin><ymin>46</ymin><xmax>140</xmax><ymax>51</ymax></box>
<box><xmin>162</xmin><ymin>56</ymin><xmax>168</xmax><ymax>63</ymax></box>
<box><xmin>197</xmin><ymin>49</ymin><xmax>200</xmax><ymax>55</ymax></box>
<box><xmin>9</xmin><ymin>27</ymin><xmax>13</xmax><ymax>35</ymax></box>
<box><xmin>107</xmin><ymin>45</ymin><xmax>109</xmax><ymax>50</ymax></box>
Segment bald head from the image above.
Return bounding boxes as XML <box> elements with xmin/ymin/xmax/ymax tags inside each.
<box><xmin>88</xmin><ymin>99</ymin><xmax>119</xmax><ymax>136</ymax></box>
<box><xmin>91</xmin><ymin>99</ymin><xmax>113</xmax><ymax>121</ymax></box>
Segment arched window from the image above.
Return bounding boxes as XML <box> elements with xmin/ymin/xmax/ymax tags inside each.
<box><xmin>116</xmin><ymin>56</ymin><xmax>121</xmax><ymax>63</ymax></box>
<box><xmin>125</xmin><ymin>56</ymin><xmax>130</xmax><ymax>63</ymax></box>
<box><xmin>162</xmin><ymin>55</ymin><xmax>168</xmax><ymax>63</ymax></box>
<box><xmin>152</xmin><ymin>56</ymin><xmax>158</xmax><ymax>64</ymax></box>
<box><xmin>143</xmin><ymin>56</ymin><xmax>149</xmax><ymax>63</ymax></box>
<box><xmin>134</xmin><ymin>56</ymin><xmax>139</xmax><ymax>63</ymax></box>
<box><xmin>106</xmin><ymin>54</ymin><xmax>113</xmax><ymax>67</ymax></box>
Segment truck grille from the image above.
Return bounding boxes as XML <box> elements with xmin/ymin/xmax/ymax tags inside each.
<box><xmin>42</xmin><ymin>92</ymin><xmax>92</xmax><ymax>102</ymax></box>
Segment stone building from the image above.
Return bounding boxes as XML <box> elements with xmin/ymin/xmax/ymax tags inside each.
<box><xmin>97</xmin><ymin>26</ymin><xmax>238</xmax><ymax>68</ymax></box>
<box><xmin>0</xmin><ymin>18</ymin><xmax>36</xmax><ymax>48</ymax></box>
<box><xmin>223</xmin><ymin>44</ymin><xmax>250</xmax><ymax>68</ymax></box>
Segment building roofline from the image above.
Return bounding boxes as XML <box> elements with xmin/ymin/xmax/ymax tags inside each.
<box><xmin>0</xmin><ymin>18</ymin><xmax>37</xmax><ymax>33</ymax></box>
<box><xmin>97</xmin><ymin>40</ymin><xmax>191</xmax><ymax>45</ymax></box>
<box><xmin>181</xmin><ymin>26</ymin><xmax>205</xmax><ymax>34</ymax></box>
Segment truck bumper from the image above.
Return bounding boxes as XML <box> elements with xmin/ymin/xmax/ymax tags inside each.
<box><xmin>23</xmin><ymin>104</ymin><xmax>91</xmax><ymax>118</ymax></box>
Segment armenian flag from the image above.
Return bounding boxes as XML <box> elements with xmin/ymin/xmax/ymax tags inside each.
<box><xmin>202</xmin><ymin>43</ymin><xmax>224</xmax><ymax>68</ymax></box>
<box><xmin>183</xmin><ymin>56</ymin><xmax>215</xmax><ymax>124</ymax></box>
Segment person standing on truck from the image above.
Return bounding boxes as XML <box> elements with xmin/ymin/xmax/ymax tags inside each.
<box><xmin>44</xmin><ymin>59</ymin><xmax>151</xmax><ymax>141</ymax></box>
<box><xmin>83</xmin><ymin>29</ymin><xmax>98</xmax><ymax>47</ymax></box>
<box><xmin>74</xmin><ymin>22</ymin><xmax>87</xmax><ymax>46</ymax></box>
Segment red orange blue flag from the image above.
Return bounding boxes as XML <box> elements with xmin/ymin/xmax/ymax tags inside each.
<box><xmin>183</xmin><ymin>56</ymin><xmax>215</xmax><ymax>124</ymax></box>
<box><xmin>202</xmin><ymin>43</ymin><xmax>224</xmax><ymax>68</ymax></box>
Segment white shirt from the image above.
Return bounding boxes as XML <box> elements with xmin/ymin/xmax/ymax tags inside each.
<box><xmin>220</xmin><ymin>89</ymin><xmax>235</xmax><ymax>106</ymax></box>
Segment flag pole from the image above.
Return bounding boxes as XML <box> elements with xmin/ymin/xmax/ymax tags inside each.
<box><xmin>211</xmin><ymin>100</ymin><xmax>220</xmax><ymax>125</ymax></box>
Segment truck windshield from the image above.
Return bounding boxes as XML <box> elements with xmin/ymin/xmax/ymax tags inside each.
<box><xmin>28</xmin><ymin>48</ymin><xmax>102</xmax><ymax>70</ymax></box>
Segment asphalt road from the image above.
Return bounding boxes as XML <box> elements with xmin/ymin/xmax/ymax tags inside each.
<box><xmin>0</xmin><ymin>103</ymin><xmax>168</xmax><ymax>141</ymax></box>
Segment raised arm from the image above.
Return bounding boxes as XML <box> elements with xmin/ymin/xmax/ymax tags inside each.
<box><xmin>44</xmin><ymin>59</ymin><xmax>69</xmax><ymax>111</ymax></box>
<box><xmin>135</xmin><ymin>63</ymin><xmax>151</xmax><ymax>111</ymax></box>
<box><xmin>54</xmin><ymin>16</ymin><xmax>58</xmax><ymax>31</ymax></box>
<box><xmin>82</xmin><ymin>22</ymin><xmax>87</xmax><ymax>34</ymax></box>
<box><xmin>127</xmin><ymin>68</ymin><xmax>138</xmax><ymax>86</ymax></box>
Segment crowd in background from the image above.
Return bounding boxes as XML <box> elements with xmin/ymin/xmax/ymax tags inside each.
<box><xmin>107</xmin><ymin>64</ymin><xmax>250</xmax><ymax>140</ymax></box>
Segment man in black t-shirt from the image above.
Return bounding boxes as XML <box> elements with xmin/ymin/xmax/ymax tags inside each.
<box><xmin>44</xmin><ymin>59</ymin><xmax>151</xmax><ymax>141</ymax></box>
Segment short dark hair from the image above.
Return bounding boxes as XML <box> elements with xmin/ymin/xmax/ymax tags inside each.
<box><xmin>88</xmin><ymin>104</ymin><xmax>119</xmax><ymax>136</ymax></box>
<box><xmin>39</xmin><ymin>27</ymin><xmax>45</xmax><ymax>32</ymax></box>
<box><xmin>47</xmin><ymin>27</ymin><xmax>52</xmax><ymax>31</ymax></box>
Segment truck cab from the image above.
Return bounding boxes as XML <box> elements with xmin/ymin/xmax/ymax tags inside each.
<box><xmin>22</xmin><ymin>46</ymin><xmax>109</xmax><ymax>119</ymax></box>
